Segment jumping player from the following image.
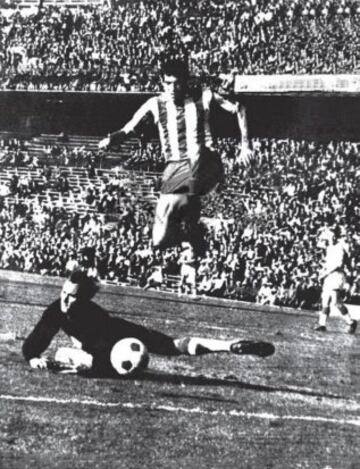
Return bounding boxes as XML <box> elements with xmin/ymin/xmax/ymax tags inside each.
<box><xmin>315</xmin><ymin>226</ymin><xmax>357</xmax><ymax>333</ymax></box>
<box><xmin>22</xmin><ymin>271</ymin><xmax>275</xmax><ymax>374</ymax></box>
<box><xmin>98</xmin><ymin>58</ymin><xmax>252</xmax><ymax>255</ymax></box>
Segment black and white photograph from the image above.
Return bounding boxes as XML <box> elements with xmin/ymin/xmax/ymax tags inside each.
<box><xmin>0</xmin><ymin>0</ymin><xmax>359</xmax><ymax>467</ymax></box>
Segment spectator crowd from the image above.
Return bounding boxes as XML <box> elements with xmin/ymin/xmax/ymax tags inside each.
<box><xmin>0</xmin><ymin>0</ymin><xmax>360</xmax><ymax>91</ymax></box>
<box><xmin>0</xmin><ymin>134</ymin><xmax>359</xmax><ymax>309</ymax></box>
<box><xmin>0</xmin><ymin>0</ymin><xmax>359</xmax><ymax>308</ymax></box>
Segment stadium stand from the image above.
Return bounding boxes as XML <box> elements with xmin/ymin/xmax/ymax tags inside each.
<box><xmin>1</xmin><ymin>0</ymin><xmax>360</xmax><ymax>91</ymax></box>
<box><xmin>0</xmin><ymin>0</ymin><xmax>359</xmax><ymax>307</ymax></box>
<box><xmin>0</xmin><ymin>133</ymin><xmax>359</xmax><ymax>307</ymax></box>
<box><xmin>1</xmin><ymin>0</ymin><xmax>105</xmax><ymax>6</ymax></box>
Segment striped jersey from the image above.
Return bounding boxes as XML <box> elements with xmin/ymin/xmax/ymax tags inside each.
<box><xmin>122</xmin><ymin>88</ymin><xmax>238</xmax><ymax>165</ymax></box>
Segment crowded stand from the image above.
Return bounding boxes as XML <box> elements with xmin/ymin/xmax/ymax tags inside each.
<box><xmin>0</xmin><ymin>134</ymin><xmax>359</xmax><ymax>309</ymax></box>
<box><xmin>0</xmin><ymin>0</ymin><xmax>359</xmax><ymax>308</ymax></box>
<box><xmin>1</xmin><ymin>0</ymin><xmax>360</xmax><ymax>91</ymax></box>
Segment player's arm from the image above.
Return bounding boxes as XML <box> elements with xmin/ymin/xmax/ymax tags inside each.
<box><xmin>22</xmin><ymin>304</ymin><xmax>61</xmax><ymax>368</ymax></box>
<box><xmin>98</xmin><ymin>97</ymin><xmax>157</xmax><ymax>150</ymax></box>
<box><xmin>235</xmin><ymin>103</ymin><xmax>254</xmax><ymax>166</ymax></box>
<box><xmin>212</xmin><ymin>91</ymin><xmax>253</xmax><ymax>166</ymax></box>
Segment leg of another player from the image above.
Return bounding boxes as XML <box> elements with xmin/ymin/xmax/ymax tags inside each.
<box><xmin>178</xmin><ymin>275</ymin><xmax>185</xmax><ymax>296</ymax></box>
<box><xmin>188</xmin><ymin>268</ymin><xmax>198</xmax><ymax>298</ymax></box>
<box><xmin>333</xmin><ymin>291</ymin><xmax>357</xmax><ymax>334</ymax></box>
<box><xmin>182</xmin><ymin>196</ymin><xmax>207</xmax><ymax>257</ymax></box>
<box><xmin>143</xmin><ymin>279</ymin><xmax>154</xmax><ymax>290</ymax></box>
<box><xmin>173</xmin><ymin>337</ymin><xmax>275</xmax><ymax>358</ymax></box>
<box><xmin>152</xmin><ymin>194</ymin><xmax>188</xmax><ymax>249</ymax></box>
<box><xmin>315</xmin><ymin>288</ymin><xmax>331</xmax><ymax>331</ymax></box>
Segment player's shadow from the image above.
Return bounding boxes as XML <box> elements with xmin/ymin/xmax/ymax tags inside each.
<box><xmin>80</xmin><ymin>368</ymin><xmax>344</xmax><ymax>400</ymax></box>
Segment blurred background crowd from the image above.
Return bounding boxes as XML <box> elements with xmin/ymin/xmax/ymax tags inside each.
<box><xmin>0</xmin><ymin>133</ymin><xmax>359</xmax><ymax>309</ymax></box>
<box><xmin>0</xmin><ymin>0</ymin><xmax>358</xmax><ymax>308</ymax></box>
<box><xmin>0</xmin><ymin>0</ymin><xmax>360</xmax><ymax>91</ymax></box>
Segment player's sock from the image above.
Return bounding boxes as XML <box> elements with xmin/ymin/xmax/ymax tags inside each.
<box><xmin>318</xmin><ymin>312</ymin><xmax>328</xmax><ymax>327</ymax></box>
<box><xmin>348</xmin><ymin>320</ymin><xmax>357</xmax><ymax>334</ymax></box>
<box><xmin>339</xmin><ymin>308</ymin><xmax>352</xmax><ymax>325</ymax></box>
<box><xmin>174</xmin><ymin>337</ymin><xmax>233</xmax><ymax>355</ymax></box>
<box><xmin>337</xmin><ymin>304</ymin><xmax>351</xmax><ymax>323</ymax></box>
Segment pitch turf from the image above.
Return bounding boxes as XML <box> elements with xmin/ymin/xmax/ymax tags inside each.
<box><xmin>0</xmin><ymin>276</ymin><xmax>359</xmax><ymax>469</ymax></box>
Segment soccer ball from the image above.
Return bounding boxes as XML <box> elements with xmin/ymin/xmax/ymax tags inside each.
<box><xmin>110</xmin><ymin>338</ymin><xmax>149</xmax><ymax>376</ymax></box>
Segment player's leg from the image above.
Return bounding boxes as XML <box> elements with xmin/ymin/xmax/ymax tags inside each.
<box><xmin>333</xmin><ymin>290</ymin><xmax>357</xmax><ymax>334</ymax></box>
<box><xmin>189</xmin><ymin>267</ymin><xmax>198</xmax><ymax>297</ymax></box>
<box><xmin>152</xmin><ymin>190</ymin><xmax>206</xmax><ymax>256</ymax></box>
<box><xmin>110</xmin><ymin>318</ymin><xmax>275</xmax><ymax>358</ymax></box>
<box><xmin>174</xmin><ymin>337</ymin><xmax>275</xmax><ymax>358</ymax></box>
<box><xmin>179</xmin><ymin>268</ymin><xmax>194</xmax><ymax>296</ymax></box>
<box><xmin>182</xmin><ymin>266</ymin><xmax>197</xmax><ymax>297</ymax></box>
<box><xmin>181</xmin><ymin>195</ymin><xmax>207</xmax><ymax>257</ymax></box>
<box><xmin>143</xmin><ymin>277</ymin><xmax>154</xmax><ymax>290</ymax></box>
<box><xmin>186</xmin><ymin>148</ymin><xmax>224</xmax><ymax>257</ymax></box>
<box><xmin>152</xmin><ymin>193</ymin><xmax>189</xmax><ymax>249</ymax></box>
<box><xmin>315</xmin><ymin>283</ymin><xmax>331</xmax><ymax>331</ymax></box>
<box><xmin>178</xmin><ymin>265</ymin><xmax>186</xmax><ymax>296</ymax></box>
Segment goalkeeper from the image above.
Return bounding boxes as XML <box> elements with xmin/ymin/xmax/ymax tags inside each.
<box><xmin>23</xmin><ymin>272</ymin><xmax>275</xmax><ymax>374</ymax></box>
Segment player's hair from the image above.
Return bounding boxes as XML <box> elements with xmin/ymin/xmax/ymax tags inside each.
<box><xmin>68</xmin><ymin>270</ymin><xmax>99</xmax><ymax>301</ymax></box>
<box><xmin>160</xmin><ymin>58</ymin><xmax>189</xmax><ymax>81</ymax></box>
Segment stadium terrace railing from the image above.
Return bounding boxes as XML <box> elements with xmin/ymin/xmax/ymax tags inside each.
<box><xmin>235</xmin><ymin>74</ymin><xmax>360</xmax><ymax>96</ymax></box>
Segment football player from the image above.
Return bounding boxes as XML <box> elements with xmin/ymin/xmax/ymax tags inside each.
<box><xmin>315</xmin><ymin>226</ymin><xmax>357</xmax><ymax>333</ymax></box>
<box><xmin>98</xmin><ymin>58</ymin><xmax>253</xmax><ymax>256</ymax></box>
<box><xmin>23</xmin><ymin>271</ymin><xmax>275</xmax><ymax>374</ymax></box>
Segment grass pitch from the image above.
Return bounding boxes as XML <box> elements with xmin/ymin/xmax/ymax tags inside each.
<box><xmin>0</xmin><ymin>275</ymin><xmax>359</xmax><ymax>469</ymax></box>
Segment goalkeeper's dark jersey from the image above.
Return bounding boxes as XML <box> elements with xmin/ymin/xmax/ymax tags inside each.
<box><xmin>22</xmin><ymin>299</ymin><xmax>176</xmax><ymax>361</ymax></box>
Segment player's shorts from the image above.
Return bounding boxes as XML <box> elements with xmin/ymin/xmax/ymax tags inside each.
<box><xmin>180</xmin><ymin>264</ymin><xmax>196</xmax><ymax>285</ymax></box>
<box><xmin>322</xmin><ymin>271</ymin><xmax>346</xmax><ymax>305</ymax></box>
<box><xmin>323</xmin><ymin>271</ymin><xmax>345</xmax><ymax>291</ymax></box>
<box><xmin>161</xmin><ymin>148</ymin><xmax>224</xmax><ymax>196</ymax></box>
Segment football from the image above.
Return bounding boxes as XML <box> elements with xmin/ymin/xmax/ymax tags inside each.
<box><xmin>110</xmin><ymin>338</ymin><xmax>149</xmax><ymax>376</ymax></box>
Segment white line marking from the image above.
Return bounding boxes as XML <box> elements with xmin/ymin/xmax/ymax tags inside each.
<box><xmin>1</xmin><ymin>394</ymin><xmax>359</xmax><ymax>427</ymax></box>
